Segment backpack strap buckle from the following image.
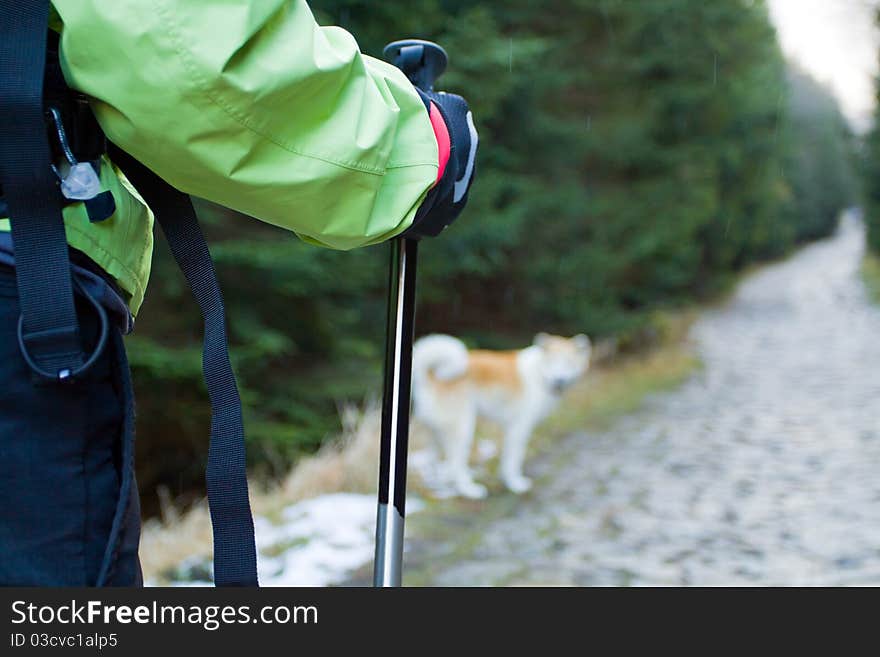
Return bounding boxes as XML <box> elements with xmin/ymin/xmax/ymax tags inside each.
<box><xmin>16</xmin><ymin>278</ymin><xmax>109</xmax><ymax>383</ymax></box>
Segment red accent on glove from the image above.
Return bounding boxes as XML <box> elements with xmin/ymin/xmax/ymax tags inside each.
<box><xmin>428</xmin><ymin>101</ymin><xmax>451</xmax><ymax>186</ymax></box>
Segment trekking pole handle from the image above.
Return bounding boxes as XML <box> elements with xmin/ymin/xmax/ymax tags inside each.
<box><xmin>383</xmin><ymin>39</ymin><xmax>448</xmax><ymax>93</ymax></box>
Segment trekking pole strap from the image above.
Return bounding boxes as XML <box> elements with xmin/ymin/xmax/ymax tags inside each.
<box><xmin>109</xmin><ymin>145</ymin><xmax>259</xmax><ymax>587</ymax></box>
<box><xmin>0</xmin><ymin>0</ymin><xmax>86</xmax><ymax>382</ymax></box>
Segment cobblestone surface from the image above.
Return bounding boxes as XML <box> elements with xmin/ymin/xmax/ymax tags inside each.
<box><xmin>402</xmin><ymin>214</ymin><xmax>880</xmax><ymax>586</ymax></box>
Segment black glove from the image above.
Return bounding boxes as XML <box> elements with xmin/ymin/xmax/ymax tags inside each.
<box><xmin>406</xmin><ymin>89</ymin><xmax>478</xmax><ymax>239</ymax></box>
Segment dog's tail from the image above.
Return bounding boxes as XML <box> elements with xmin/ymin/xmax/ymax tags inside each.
<box><xmin>412</xmin><ymin>334</ymin><xmax>469</xmax><ymax>388</ymax></box>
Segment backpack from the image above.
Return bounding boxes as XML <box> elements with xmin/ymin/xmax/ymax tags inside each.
<box><xmin>0</xmin><ymin>0</ymin><xmax>258</xmax><ymax>586</ymax></box>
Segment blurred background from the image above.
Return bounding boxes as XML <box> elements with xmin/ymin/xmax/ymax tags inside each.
<box><xmin>134</xmin><ymin>0</ymin><xmax>880</xmax><ymax>585</ymax></box>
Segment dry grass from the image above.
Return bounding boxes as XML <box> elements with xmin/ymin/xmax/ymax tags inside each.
<box><xmin>271</xmin><ymin>403</ymin><xmax>381</xmax><ymax>505</ymax></box>
<box><xmin>140</xmin><ymin>403</ymin><xmax>436</xmax><ymax>582</ymax></box>
<box><xmin>140</xmin><ymin>497</ymin><xmax>214</xmax><ymax>582</ymax></box>
<box><xmin>862</xmin><ymin>253</ymin><xmax>880</xmax><ymax>304</ymax></box>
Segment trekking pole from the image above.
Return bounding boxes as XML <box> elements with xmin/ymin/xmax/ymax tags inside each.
<box><xmin>373</xmin><ymin>40</ymin><xmax>449</xmax><ymax>587</ymax></box>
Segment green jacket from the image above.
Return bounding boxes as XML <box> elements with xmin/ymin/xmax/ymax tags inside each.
<box><xmin>1</xmin><ymin>0</ymin><xmax>439</xmax><ymax>313</ymax></box>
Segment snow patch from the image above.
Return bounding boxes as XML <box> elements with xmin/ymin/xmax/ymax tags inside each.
<box><xmin>170</xmin><ymin>493</ymin><xmax>424</xmax><ymax>587</ymax></box>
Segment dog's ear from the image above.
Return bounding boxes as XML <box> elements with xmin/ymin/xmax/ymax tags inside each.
<box><xmin>534</xmin><ymin>333</ymin><xmax>551</xmax><ymax>348</ymax></box>
<box><xmin>573</xmin><ymin>334</ymin><xmax>591</xmax><ymax>351</ymax></box>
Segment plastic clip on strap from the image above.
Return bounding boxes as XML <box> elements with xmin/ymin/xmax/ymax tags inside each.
<box><xmin>109</xmin><ymin>145</ymin><xmax>258</xmax><ymax>587</ymax></box>
<box><xmin>0</xmin><ymin>0</ymin><xmax>89</xmax><ymax>383</ymax></box>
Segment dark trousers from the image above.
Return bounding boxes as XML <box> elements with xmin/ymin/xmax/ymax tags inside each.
<box><xmin>0</xmin><ymin>267</ymin><xmax>142</xmax><ymax>586</ymax></box>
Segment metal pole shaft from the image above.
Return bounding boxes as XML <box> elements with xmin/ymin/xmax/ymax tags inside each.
<box><xmin>374</xmin><ymin>237</ymin><xmax>419</xmax><ymax>587</ymax></box>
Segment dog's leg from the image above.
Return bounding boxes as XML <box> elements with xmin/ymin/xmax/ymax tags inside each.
<box><xmin>448</xmin><ymin>406</ymin><xmax>487</xmax><ymax>499</ymax></box>
<box><xmin>411</xmin><ymin>417</ymin><xmax>446</xmax><ymax>487</ymax></box>
<box><xmin>500</xmin><ymin>415</ymin><xmax>537</xmax><ymax>494</ymax></box>
<box><xmin>418</xmin><ymin>417</ymin><xmax>445</xmax><ymax>463</ymax></box>
<box><xmin>413</xmin><ymin>389</ymin><xmax>450</xmax><ymax>479</ymax></box>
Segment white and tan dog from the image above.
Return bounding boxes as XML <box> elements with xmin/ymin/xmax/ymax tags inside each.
<box><xmin>412</xmin><ymin>333</ymin><xmax>591</xmax><ymax>498</ymax></box>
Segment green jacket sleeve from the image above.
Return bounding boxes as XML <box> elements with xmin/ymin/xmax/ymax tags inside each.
<box><xmin>51</xmin><ymin>0</ymin><xmax>440</xmax><ymax>250</ymax></box>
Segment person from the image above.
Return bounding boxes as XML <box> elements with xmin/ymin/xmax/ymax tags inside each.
<box><xmin>0</xmin><ymin>0</ymin><xmax>477</xmax><ymax>586</ymax></box>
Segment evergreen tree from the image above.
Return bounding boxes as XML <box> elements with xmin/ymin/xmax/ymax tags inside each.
<box><xmin>129</xmin><ymin>0</ymin><xmax>858</xmax><ymax>511</ymax></box>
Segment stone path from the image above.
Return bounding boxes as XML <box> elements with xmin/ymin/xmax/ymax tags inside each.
<box><xmin>399</xmin><ymin>213</ymin><xmax>880</xmax><ymax>586</ymax></box>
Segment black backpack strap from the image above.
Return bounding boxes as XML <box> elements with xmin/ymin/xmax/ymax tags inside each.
<box><xmin>109</xmin><ymin>146</ymin><xmax>259</xmax><ymax>587</ymax></box>
<box><xmin>0</xmin><ymin>0</ymin><xmax>88</xmax><ymax>382</ymax></box>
